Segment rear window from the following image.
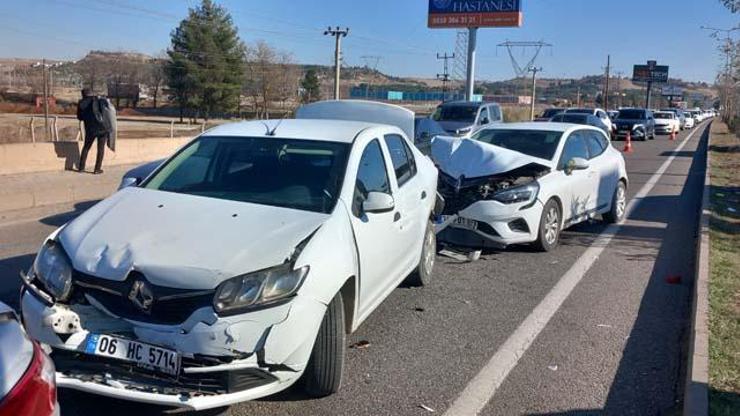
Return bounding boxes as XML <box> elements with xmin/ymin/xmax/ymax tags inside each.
<box><xmin>565</xmin><ymin>108</ymin><xmax>593</xmax><ymax>115</ymax></box>
<box><xmin>551</xmin><ymin>114</ymin><xmax>589</xmax><ymax>124</ymax></box>
<box><xmin>471</xmin><ymin>129</ymin><xmax>562</xmax><ymax>160</ymax></box>
<box><xmin>541</xmin><ymin>108</ymin><xmax>563</xmax><ymax>118</ymax></box>
<box><xmin>654</xmin><ymin>112</ymin><xmax>673</xmax><ymax>119</ymax></box>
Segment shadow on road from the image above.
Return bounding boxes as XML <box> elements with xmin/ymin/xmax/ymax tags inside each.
<box><xmin>38</xmin><ymin>200</ymin><xmax>100</xmax><ymax>227</ymax></box>
<box><xmin>0</xmin><ymin>253</ymin><xmax>34</xmax><ymax>310</ymax></box>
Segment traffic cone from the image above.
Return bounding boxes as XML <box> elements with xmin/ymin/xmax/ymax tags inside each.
<box><xmin>623</xmin><ymin>131</ymin><xmax>633</xmax><ymax>153</ymax></box>
<box><xmin>670</xmin><ymin>129</ymin><xmax>676</xmax><ymax>141</ymax></box>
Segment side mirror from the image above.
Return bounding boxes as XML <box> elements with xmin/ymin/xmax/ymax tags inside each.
<box><xmin>565</xmin><ymin>157</ymin><xmax>589</xmax><ymax>174</ymax></box>
<box><xmin>118</xmin><ymin>176</ymin><xmax>141</xmax><ymax>189</ymax></box>
<box><xmin>480</xmin><ymin>117</ymin><xmax>489</xmax><ymax>125</ymax></box>
<box><xmin>362</xmin><ymin>192</ymin><xmax>395</xmax><ymax>214</ymax></box>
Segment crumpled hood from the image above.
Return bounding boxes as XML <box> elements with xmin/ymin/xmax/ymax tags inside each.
<box><xmin>58</xmin><ymin>187</ymin><xmax>329</xmax><ymax>290</ymax></box>
<box><xmin>431</xmin><ymin>135</ymin><xmax>552</xmax><ymax>179</ymax></box>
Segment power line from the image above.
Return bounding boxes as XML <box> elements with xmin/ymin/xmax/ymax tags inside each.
<box><xmin>436</xmin><ymin>52</ymin><xmax>454</xmax><ymax>101</ymax></box>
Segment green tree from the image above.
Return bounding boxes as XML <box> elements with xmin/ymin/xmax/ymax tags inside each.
<box><xmin>300</xmin><ymin>69</ymin><xmax>321</xmax><ymax>103</ymax></box>
<box><xmin>166</xmin><ymin>0</ymin><xmax>246</xmax><ymax>121</ymax></box>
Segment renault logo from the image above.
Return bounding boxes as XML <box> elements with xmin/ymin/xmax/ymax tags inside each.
<box><xmin>128</xmin><ymin>280</ymin><xmax>154</xmax><ymax>312</ymax></box>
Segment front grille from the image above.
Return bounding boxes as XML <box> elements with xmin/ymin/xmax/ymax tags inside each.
<box><xmin>438</xmin><ymin>173</ymin><xmax>488</xmax><ymax>215</ymax></box>
<box><xmin>73</xmin><ymin>271</ymin><xmax>214</xmax><ymax>325</ymax></box>
<box><xmin>53</xmin><ymin>349</ymin><xmax>276</xmax><ymax>395</ymax></box>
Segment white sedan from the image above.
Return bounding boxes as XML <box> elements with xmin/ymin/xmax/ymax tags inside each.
<box><xmin>653</xmin><ymin>111</ymin><xmax>680</xmax><ymax>134</ymax></box>
<box><xmin>432</xmin><ymin>122</ymin><xmax>628</xmax><ymax>251</ymax></box>
<box><xmin>20</xmin><ymin>102</ymin><xmax>439</xmax><ymax>411</ymax></box>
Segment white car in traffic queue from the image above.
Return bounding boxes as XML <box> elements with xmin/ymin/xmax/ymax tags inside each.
<box><xmin>19</xmin><ymin>102</ymin><xmax>439</xmax><ymax>411</ymax></box>
<box><xmin>653</xmin><ymin>111</ymin><xmax>680</xmax><ymax>135</ymax></box>
<box><xmin>432</xmin><ymin>122</ymin><xmax>628</xmax><ymax>251</ymax></box>
<box><xmin>683</xmin><ymin>113</ymin><xmax>696</xmax><ymax>129</ymax></box>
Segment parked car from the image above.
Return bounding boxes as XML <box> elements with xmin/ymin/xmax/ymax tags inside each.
<box><xmin>431</xmin><ymin>101</ymin><xmax>503</xmax><ymax>136</ymax></box>
<box><xmin>653</xmin><ymin>111</ymin><xmax>680</xmax><ymax>135</ymax></box>
<box><xmin>614</xmin><ymin>108</ymin><xmax>655</xmax><ymax>141</ymax></box>
<box><xmin>549</xmin><ymin>112</ymin><xmax>611</xmax><ymax>136</ymax></box>
<box><xmin>414</xmin><ymin>116</ymin><xmax>448</xmax><ymax>155</ymax></box>
<box><xmin>20</xmin><ymin>101</ymin><xmax>440</xmax><ymax>411</ymax></box>
<box><xmin>431</xmin><ymin>122</ymin><xmax>628</xmax><ymax>251</ymax></box>
<box><xmin>0</xmin><ymin>302</ymin><xmax>58</xmax><ymax>416</ymax></box>
<box><xmin>564</xmin><ymin>107</ymin><xmax>613</xmax><ymax>134</ymax></box>
<box><xmin>534</xmin><ymin>108</ymin><xmax>564</xmax><ymax>122</ymax></box>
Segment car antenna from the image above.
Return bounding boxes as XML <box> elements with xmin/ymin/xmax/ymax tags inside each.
<box><xmin>266</xmin><ymin>112</ymin><xmax>290</xmax><ymax>136</ymax></box>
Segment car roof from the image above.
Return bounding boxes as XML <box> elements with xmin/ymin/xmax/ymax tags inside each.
<box><xmin>439</xmin><ymin>100</ymin><xmax>488</xmax><ymax>107</ymax></box>
<box><xmin>201</xmin><ymin>119</ymin><xmax>385</xmax><ymax>143</ymax></box>
<box><xmin>482</xmin><ymin>121</ymin><xmax>591</xmax><ymax>133</ymax></box>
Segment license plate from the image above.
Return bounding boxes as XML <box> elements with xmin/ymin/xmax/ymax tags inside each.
<box><xmin>440</xmin><ymin>215</ymin><xmax>478</xmax><ymax>230</ymax></box>
<box><xmin>84</xmin><ymin>334</ymin><xmax>181</xmax><ymax>375</ymax></box>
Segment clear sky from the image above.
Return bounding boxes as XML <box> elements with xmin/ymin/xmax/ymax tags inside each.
<box><xmin>0</xmin><ymin>0</ymin><xmax>736</xmax><ymax>82</ymax></box>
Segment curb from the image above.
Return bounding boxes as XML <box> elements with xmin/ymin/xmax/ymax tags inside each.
<box><xmin>683</xmin><ymin>122</ymin><xmax>712</xmax><ymax>416</ymax></box>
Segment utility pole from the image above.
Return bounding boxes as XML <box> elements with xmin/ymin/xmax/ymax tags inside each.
<box><xmin>324</xmin><ymin>26</ymin><xmax>349</xmax><ymax>100</ymax></box>
<box><xmin>436</xmin><ymin>52</ymin><xmax>454</xmax><ymax>102</ymax></box>
<box><xmin>42</xmin><ymin>58</ymin><xmax>49</xmax><ymax>140</ymax></box>
<box><xmin>615</xmin><ymin>71</ymin><xmax>624</xmax><ymax>108</ymax></box>
<box><xmin>360</xmin><ymin>55</ymin><xmax>381</xmax><ymax>98</ymax></box>
<box><xmin>527</xmin><ymin>66</ymin><xmax>541</xmax><ymax>121</ymax></box>
<box><xmin>465</xmin><ymin>27</ymin><xmax>478</xmax><ymax>101</ymax></box>
<box><xmin>603</xmin><ymin>55</ymin><xmax>610</xmax><ymax>110</ymax></box>
<box><xmin>576</xmin><ymin>85</ymin><xmax>581</xmax><ymax>107</ymax></box>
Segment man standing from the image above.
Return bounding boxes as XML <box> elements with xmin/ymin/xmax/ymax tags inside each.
<box><xmin>76</xmin><ymin>88</ymin><xmax>110</xmax><ymax>174</ymax></box>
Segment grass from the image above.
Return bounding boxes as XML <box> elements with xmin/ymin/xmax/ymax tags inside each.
<box><xmin>707</xmin><ymin>120</ymin><xmax>740</xmax><ymax>415</ymax></box>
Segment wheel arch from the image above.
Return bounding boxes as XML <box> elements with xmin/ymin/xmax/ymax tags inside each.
<box><xmin>338</xmin><ymin>276</ymin><xmax>357</xmax><ymax>334</ymax></box>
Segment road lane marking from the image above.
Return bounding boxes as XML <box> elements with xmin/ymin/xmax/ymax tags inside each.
<box><xmin>443</xmin><ymin>123</ymin><xmax>706</xmax><ymax>416</ymax></box>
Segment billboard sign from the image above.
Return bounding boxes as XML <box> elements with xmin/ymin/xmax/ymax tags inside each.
<box><xmin>428</xmin><ymin>0</ymin><xmax>523</xmax><ymax>28</ymax></box>
<box><xmin>632</xmin><ymin>61</ymin><xmax>669</xmax><ymax>83</ymax></box>
<box><xmin>661</xmin><ymin>85</ymin><xmax>683</xmax><ymax>97</ymax></box>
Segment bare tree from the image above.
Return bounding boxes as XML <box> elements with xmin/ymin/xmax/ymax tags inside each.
<box><xmin>148</xmin><ymin>52</ymin><xmax>167</xmax><ymax>109</ymax></box>
<box><xmin>244</xmin><ymin>41</ymin><xmax>299</xmax><ymax>118</ymax></box>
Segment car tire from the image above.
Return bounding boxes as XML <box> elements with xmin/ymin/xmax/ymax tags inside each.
<box><xmin>603</xmin><ymin>181</ymin><xmax>627</xmax><ymax>224</ymax></box>
<box><xmin>408</xmin><ymin>220</ymin><xmax>436</xmax><ymax>286</ymax></box>
<box><xmin>533</xmin><ymin>199</ymin><xmax>561</xmax><ymax>252</ymax></box>
<box><xmin>303</xmin><ymin>293</ymin><xmax>345</xmax><ymax>397</ymax></box>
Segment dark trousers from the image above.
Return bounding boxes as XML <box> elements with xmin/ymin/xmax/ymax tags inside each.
<box><xmin>79</xmin><ymin>131</ymin><xmax>108</xmax><ymax>172</ymax></box>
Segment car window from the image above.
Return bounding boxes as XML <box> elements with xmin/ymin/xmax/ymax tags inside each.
<box><xmin>353</xmin><ymin>139</ymin><xmax>391</xmax><ymax>217</ymax></box>
<box><xmin>558</xmin><ymin>131</ymin><xmax>590</xmax><ymax>169</ymax></box>
<box><xmin>479</xmin><ymin>107</ymin><xmax>490</xmax><ymax>123</ymax></box>
<box><xmin>433</xmin><ymin>105</ymin><xmax>478</xmax><ymax>122</ymax></box>
<box><xmin>143</xmin><ymin>136</ymin><xmax>350</xmax><ymax>213</ymax></box>
<box><xmin>384</xmin><ymin>134</ymin><xmax>416</xmax><ymax>187</ymax></box>
<box><xmin>489</xmin><ymin>105</ymin><xmax>502</xmax><ymax>121</ymax></box>
<box><xmin>586</xmin><ymin>131</ymin><xmax>608</xmax><ymax>158</ymax></box>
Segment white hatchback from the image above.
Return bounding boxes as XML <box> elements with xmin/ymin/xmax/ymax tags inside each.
<box><xmin>20</xmin><ymin>102</ymin><xmax>439</xmax><ymax>411</ymax></box>
<box><xmin>433</xmin><ymin>122</ymin><xmax>628</xmax><ymax>251</ymax></box>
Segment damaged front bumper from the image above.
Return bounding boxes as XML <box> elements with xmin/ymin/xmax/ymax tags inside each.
<box><xmin>20</xmin><ymin>281</ymin><xmax>327</xmax><ymax>410</ymax></box>
<box><xmin>437</xmin><ymin>198</ymin><xmax>544</xmax><ymax>248</ymax></box>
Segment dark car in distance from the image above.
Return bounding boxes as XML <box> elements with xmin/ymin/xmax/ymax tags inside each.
<box><xmin>534</xmin><ymin>108</ymin><xmax>564</xmax><ymax>121</ymax></box>
<box><xmin>613</xmin><ymin>108</ymin><xmax>655</xmax><ymax>141</ymax></box>
<box><xmin>549</xmin><ymin>113</ymin><xmax>611</xmax><ymax>136</ymax></box>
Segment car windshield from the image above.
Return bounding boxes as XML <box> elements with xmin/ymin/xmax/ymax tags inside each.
<box><xmin>143</xmin><ymin>136</ymin><xmax>350</xmax><ymax>213</ymax></box>
<box><xmin>654</xmin><ymin>112</ymin><xmax>673</xmax><ymax>119</ymax></box>
<box><xmin>565</xmin><ymin>108</ymin><xmax>593</xmax><ymax>114</ymax></box>
<box><xmin>551</xmin><ymin>114</ymin><xmax>589</xmax><ymax>124</ymax></box>
<box><xmin>471</xmin><ymin>129</ymin><xmax>562</xmax><ymax>160</ymax></box>
<box><xmin>617</xmin><ymin>109</ymin><xmax>645</xmax><ymax>119</ymax></box>
<box><xmin>433</xmin><ymin>105</ymin><xmax>478</xmax><ymax>122</ymax></box>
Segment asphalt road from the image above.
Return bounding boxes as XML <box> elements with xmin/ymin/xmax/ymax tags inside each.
<box><xmin>0</xmin><ymin>122</ymin><xmax>710</xmax><ymax>415</ymax></box>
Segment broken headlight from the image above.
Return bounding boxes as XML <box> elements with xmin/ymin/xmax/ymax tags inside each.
<box><xmin>32</xmin><ymin>240</ymin><xmax>73</xmax><ymax>302</ymax></box>
<box><xmin>492</xmin><ymin>182</ymin><xmax>539</xmax><ymax>205</ymax></box>
<box><xmin>213</xmin><ymin>263</ymin><xmax>309</xmax><ymax>314</ymax></box>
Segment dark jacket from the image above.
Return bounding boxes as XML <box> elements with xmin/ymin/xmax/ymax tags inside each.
<box><xmin>77</xmin><ymin>96</ymin><xmax>107</xmax><ymax>136</ymax></box>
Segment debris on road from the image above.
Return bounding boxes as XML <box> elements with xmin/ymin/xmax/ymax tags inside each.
<box><xmin>419</xmin><ymin>404</ymin><xmax>435</xmax><ymax>412</ymax></box>
<box><xmin>548</xmin><ymin>365</ymin><xmax>558</xmax><ymax>371</ymax></box>
<box><xmin>349</xmin><ymin>340</ymin><xmax>371</xmax><ymax>350</ymax></box>
<box><xmin>665</xmin><ymin>274</ymin><xmax>682</xmax><ymax>284</ymax></box>
<box><xmin>596</xmin><ymin>324</ymin><xmax>612</xmax><ymax>328</ymax></box>
<box><xmin>413</xmin><ymin>307</ymin><xmax>425</xmax><ymax>312</ymax></box>
<box><xmin>439</xmin><ymin>248</ymin><xmax>482</xmax><ymax>262</ymax></box>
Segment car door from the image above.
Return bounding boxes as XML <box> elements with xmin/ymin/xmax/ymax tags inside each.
<box><xmin>347</xmin><ymin>138</ymin><xmax>405</xmax><ymax>314</ymax></box>
<box><xmin>383</xmin><ymin>134</ymin><xmax>425</xmax><ymax>273</ymax></box>
<box><xmin>584</xmin><ymin>130</ymin><xmax>617</xmax><ymax>211</ymax></box>
<box><xmin>555</xmin><ymin>130</ymin><xmax>597</xmax><ymax>222</ymax></box>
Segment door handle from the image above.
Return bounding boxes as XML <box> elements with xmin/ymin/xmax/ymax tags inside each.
<box><xmin>421</xmin><ymin>191</ymin><xmax>427</xmax><ymax>200</ymax></box>
<box><xmin>394</xmin><ymin>212</ymin><xmax>401</xmax><ymax>222</ymax></box>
